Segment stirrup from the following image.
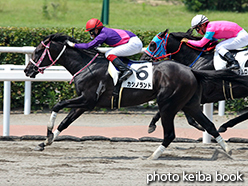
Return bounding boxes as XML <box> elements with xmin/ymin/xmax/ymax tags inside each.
<box><xmin>119</xmin><ymin>70</ymin><xmax>133</xmax><ymax>82</ymax></box>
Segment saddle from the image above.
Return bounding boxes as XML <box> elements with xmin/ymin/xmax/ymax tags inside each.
<box><xmin>108</xmin><ymin>60</ymin><xmax>153</xmax><ymax>109</ymax></box>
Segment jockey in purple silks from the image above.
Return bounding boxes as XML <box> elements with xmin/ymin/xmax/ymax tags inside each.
<box><xmin>66</xmin><ymin>18</ymin><xmax>143</xmax><ymax>82</ymax></box>
<box><xmin>181</xmin><ymin>15</ymin><xmax>248</xmax><ymax>70</ymax></box>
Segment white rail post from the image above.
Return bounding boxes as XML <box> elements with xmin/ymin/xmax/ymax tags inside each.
<box><xmin>218</xmin><ymin>100</ymin><xmax>225</xmax><ymax>116</ymax></box>
<box><xmin>203</xmin><ymin>103</ymin><xmax>213</xmax><ymax>143</ymax></box>
<box><xmin>3</xmin><ymin>66</ymin><xmax>11</xmax><ymax>136</ymax></box>
<box><xmin>24</xmin><ymin>54</ymin><xmax>31</xmax><ymax>115</ymax></box>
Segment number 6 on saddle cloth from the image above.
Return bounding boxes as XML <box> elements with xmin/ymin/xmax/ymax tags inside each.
<box><xmin>108</xmin><ymin>60</ymin><xmax>153</xmax><ymax>109</ymax></box>
<box><xmin>108</xmin><ymin>60</ymin><xmax>153</xmax><ymax>90</ymax></box>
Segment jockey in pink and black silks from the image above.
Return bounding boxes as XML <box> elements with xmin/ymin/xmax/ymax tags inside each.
<box><xmin>67</xmin><ymin>18</ymin><xmax>143</xmax><ymax>82</ymax></box>
<box><xmin>181</xmin><ymin>15</ymin><xmax>248</xmax><ymax>70</ymax></box>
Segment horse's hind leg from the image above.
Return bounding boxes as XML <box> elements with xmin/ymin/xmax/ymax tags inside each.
<box><xmin>184</xmin><ymin>107</ymin><xmax>230</xmax><ymax>154</ymax></box>
<box><xmin>185</xmin><ymin>113</ymin><xmax>205</xmax><ymax>131</ymax></box>
<box><xmin>218</xmin><ymin>111</ymin><xmax>248</xmax><ymax>132</ymax></box>
<box><xmin>35</xmin><ymin>108</ymin><xmax>86</xmax><ymax>151</ymax></box>
<box><xmin>148</xmin><ymin>111</ymin><xmax>160</xmax><ymax>133</ymax></box>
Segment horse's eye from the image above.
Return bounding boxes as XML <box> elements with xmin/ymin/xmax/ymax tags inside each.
<box><xmin>149</xmin><ymin>41</ymin><xmax>157</xmax><ymax>52</ymax></box>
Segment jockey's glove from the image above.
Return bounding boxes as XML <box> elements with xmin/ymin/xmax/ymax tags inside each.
<box><xmin>66</xmin><ymin>40</ymin><xmax>75</xmax><ymax>47</ymax></box>
<box><xmin>181</xmin><ymin>38</ymin><xmax>189</xmax><ymax>43</ymax></box>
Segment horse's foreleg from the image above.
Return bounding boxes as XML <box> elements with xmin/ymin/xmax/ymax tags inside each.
<box><xmin>148</xmin><ymin>111</ymin><xmax>160</xmax><ymax>133</ymax></box>
<box><xmin>34</xmin><ymin>111</ymin><xmax>58</xmax><ymax>151</ymax></box>
<box><xmin>38</xmin><ymin>94</ymin><xmax>93</xmax><ymax>147</ymax></box>
<box><xmin>35</xmin><ymin>105</ymin><xmax>90</xmax><ymax>151</ymax></box>
<box><xmin>42</xmin><ymin>111</ymin><xmax>58</xmax><ymax>146</ymax></box>
<box><xmin>52</xmin><ymin>93</ymin><xmax>95</xmax><ymax>113</ymax></box>
<box><xmin>57</xmin><ymin>108</ymin><xmax>86</xmax><ymax>132</ymax></box>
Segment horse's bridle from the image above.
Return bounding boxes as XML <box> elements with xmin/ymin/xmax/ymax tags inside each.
<box><xmin>30</xmin><ymin>41</ymin><xmax>66</xmax><ymax>74</ymax></box>
<box><xmin>30</xmin><ymin>40</ymin><xmax>99</xmax><ymax>84</ymax></box>
<box><xmin>150</xmin><ymin>33</ymin><xmax>184</xmax><ymax>61</ymax></box>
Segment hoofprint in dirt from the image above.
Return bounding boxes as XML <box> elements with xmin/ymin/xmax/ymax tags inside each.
<box><xmin>0</xmin><ymin>141</ymin><xmax>247</xmax><ymax>186</ymax></box>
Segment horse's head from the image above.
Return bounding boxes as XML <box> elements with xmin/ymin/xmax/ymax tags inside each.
<box><xmin>142</xmin><ymin>29</ymin><xmax>169</xmax><ymax>61</ymax></box>
<box><xmin>24</xmin><ymin>33</ymin><xmax>76</xmax><ymax>78</ymax></box>
<box><xmin>147</xmin><ymin>29</ymin><xmax>169</xmax><ymax>53</ymax></box>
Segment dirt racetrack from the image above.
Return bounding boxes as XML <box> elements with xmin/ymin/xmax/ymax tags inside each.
<box><xmin>1</xmin><ymin>108</ymin><xmax>248</xmax><ymax>185</ymax></box>
<box><xmin>0</xmin><ymin>140</ymin><xmax>248</xmax><ymax>186</ymax></box>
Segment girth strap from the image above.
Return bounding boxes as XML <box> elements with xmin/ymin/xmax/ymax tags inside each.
<box><xmin>222</xmin><ymin>80</ymin><xmax>234</xmax><ymax>100</ymax></box>
<box><xmin>111</xmin><ymin>83</ymin><xmax>124</xmax><ymax>109</ymax></box>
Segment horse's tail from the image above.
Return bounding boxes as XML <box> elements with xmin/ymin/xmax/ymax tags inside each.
<box><xmin>191</xmin><ymin>69</ymin><xmax>248</xmax><ymax>86</ymax></box>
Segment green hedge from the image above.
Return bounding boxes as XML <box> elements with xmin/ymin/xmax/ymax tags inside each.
<box><xmin>0</xmin><ymin>27</ymin><xmax>157</xmax><ymax>110</ymax></box>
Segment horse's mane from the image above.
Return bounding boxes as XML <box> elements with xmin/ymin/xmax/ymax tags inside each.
<box><xmin>170</xmin><ymin>29</ymin><xmax>202</xmax><ymax>41</ymax></box>
<box><xmin>44</xmin><ymin>33</ymin><xmax>78</xmax><ymax>43</ymax></box>
<box><xmin>44</xmin><ymin>33</ymin><xmax>105</xmax><ymax>58</ymax></box>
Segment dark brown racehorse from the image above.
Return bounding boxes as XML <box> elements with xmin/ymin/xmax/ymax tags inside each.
<box><xmin>141</xmin><ymin>29</ymin><xmax>248</xmax><ymax>133</ymax></box>
<box><xmin>24</xmin><ymin>33</ymin><xmax>238</xmax><ymax>159</ymax></box>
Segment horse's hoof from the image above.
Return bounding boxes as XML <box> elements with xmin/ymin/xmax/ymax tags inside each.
<box><xmin>222</xmin><ymin>148</ymin><xmax>233</xmax><ymax>158</ymax></box>
<box><xmin>148</xmin><ymin>125</ymin><xmax>156</xmax><ymax>133</ymax></box>
<box><xmin>218</xmin><ymin>126</ymin><xmax>227</xmax><ymax>133</ymax></box>
<box><xmin>222</xmin><ymin>143</ymin><xmax>232</xmax><ymax>156</ymax></box>
<box><xmin>33</xmin><ymin>143</ymin><xmax>45</xmax><ymax>151</ymax></box>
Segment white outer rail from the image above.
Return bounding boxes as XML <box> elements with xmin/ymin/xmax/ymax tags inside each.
<box><xmin>0</xmin><ymin>65</ymin><xmax>72</xmax><ymax>136</ymax></box>
<box><xmin>0</xmin><ymin>46</ymin><xmax>224</xmax><ymax>142</ymax></box>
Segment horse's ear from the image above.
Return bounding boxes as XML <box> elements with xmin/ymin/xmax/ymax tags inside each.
<box><xmin>186</xmin><ymin>28</ymin><xmax>193</xmax><ymax>35</ymax></box>
<box><xmin>159</xmin><ymin>29</ymin><xmax>169</xmax><ymax>38</ymax></box>
<box><xmin>50</xmin><ymin>33</ymin><xmax>59</xmax><ymax>41</ymax></box>
<box><xmin>43</xmin><ymin>37</ymin><xmax>50</xmax><ymax>44</ymax></box>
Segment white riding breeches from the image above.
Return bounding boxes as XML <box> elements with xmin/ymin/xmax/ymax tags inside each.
<box><xmin>216</xmin><ymin>29</ymin><xmax>248</xmax><ymax>56</ymax></box>
<box><xmin>105</xmin><ymin>36</ymin><xmax>143</xmax><ymax>58</ymax></box>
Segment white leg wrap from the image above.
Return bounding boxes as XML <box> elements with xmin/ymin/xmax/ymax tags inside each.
<box><xmin>47</xmin><ymin>111</ymin><xmax>57</xmax><ymax>130</ymax></box>
<box><xmin>215</xmin><ymin>135</ymin><xmax>230</xmax><ymax>153</ymax></box>
<box><xmin>148</xmin><ymin>145</ymin><xmax>166</xmax><ymax>160</ymax></box>
<box><xmin>53</xmin><ymin>129</ymin><xmax>60</xmax><ymax>141</ymax></box>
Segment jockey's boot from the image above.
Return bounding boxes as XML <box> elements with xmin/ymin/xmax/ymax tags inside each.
<box><xmin>112</xmin><ymin>57</ymin><xmax>133</xmax><ymax>82</ymax></box>
<box><xmin>224</xmin><ymin>52</ymin><xmax>240</xmax><ymax>70</ymax></box>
